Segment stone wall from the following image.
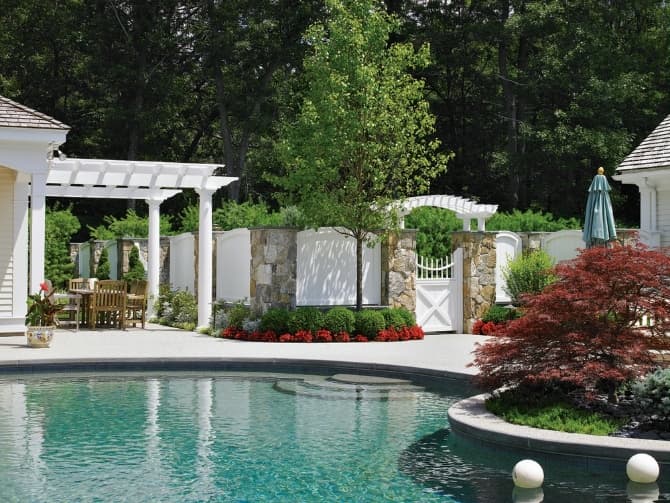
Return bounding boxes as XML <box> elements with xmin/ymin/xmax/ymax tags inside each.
<box><xmin>451</xmin><ymin>231</ymin><xmax>496</xmax><ymax>333</ymax></box>
<box><xmin>381</xmin><ymin>230</ymin><xmax>416</xmax><ymax>312</ymax></box>
<box><xmin>250</xmin><ymin>228</ymin><xmax>298</xmax><ymax>315</ymax></box>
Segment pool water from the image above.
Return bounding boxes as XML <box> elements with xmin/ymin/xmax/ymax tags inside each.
<box><xmin>0</xmin><ymin>372</ymin><xmax>666</xmax><ymax>502</ymax></box>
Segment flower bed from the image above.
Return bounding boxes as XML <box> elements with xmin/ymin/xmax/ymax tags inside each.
<box><xmin>218</xmin><ymin>325</ymin><xmax>425</xmax><ymax>343</ymax></box>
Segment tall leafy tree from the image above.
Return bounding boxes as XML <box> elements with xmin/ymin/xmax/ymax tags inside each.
<box><xmin>273</xmin><ymin>0</ymin><xmax>450</xmax><ymax>310</ymax></box>
<box><xmin>45</xmin><ymin>206</ymin><xmax>81</xmax><ymax>289</ymax></box>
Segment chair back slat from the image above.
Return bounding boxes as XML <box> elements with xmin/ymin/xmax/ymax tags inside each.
<box><xmin>92</xmin><ymin>280</ymin><xmax>127</xmax><ymax>329</ymax></box>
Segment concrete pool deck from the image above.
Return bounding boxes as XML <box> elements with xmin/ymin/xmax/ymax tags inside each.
<box><xmin>0</xmin><ymin>324</ymin><xmax>485</xmax><ymax>377</ymax></box>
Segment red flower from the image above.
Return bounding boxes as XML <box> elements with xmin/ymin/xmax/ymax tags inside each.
<box><xmin>354</xmin><ymin>335</ymin><xmax>369</xmax><ymax>342</ymax></box>
<box><xmin>40</xmin><ymin>281</ymin><xmax>49</xmax><ymax>292</ymax></box>
<box><xmin>294</xmin><ymin>330</ymin><xmax>313</xmax><ymax>343</ymax></box>
<box><xmin>279</xmin><ymin>333</ymin><xmax>293</xmax><ymax>342</ymax></box>
<box><xmin>316</xmin><ymin>329</ymin><xmax>333</xmax><ymax>342</ymax></box>
<box><xmin>409</xmin><ymin>326</ymin><xmax>424</xmax><ymax>340</ymax></box>
<box><xmin>472</xmin><ymin>319</ymin><xmax>485</xmax><ymax>335</ymax></box>
<box><xmin>335</xmin><ymin>332</ymin><xmax>350</xmax><ymax>342</ymax></box>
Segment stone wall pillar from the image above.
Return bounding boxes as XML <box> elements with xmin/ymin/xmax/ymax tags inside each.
<box><xmin>250</xmin><ymin>228</ymin><xmax>298</xmax><ymax>315</ymax></box>
<box><xmin>381</xmin><ymin>230</ymin><xmax>417</xmax><ymax>311</ymax></box>
<box><xmin>451</xmin><ymin>231</ymin><xmax>497</xmax><ymax>332</ymax></box>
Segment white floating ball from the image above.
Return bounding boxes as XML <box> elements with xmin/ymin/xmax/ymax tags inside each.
<box><xmin>512</xmin><ymin>459</ymin><xmax>544</xmax><ymax>489</ymax></box>
<box><xmin>626</xmin><ymin>453</ymin><xmax>660</xmax><ymax>484</ymax></box>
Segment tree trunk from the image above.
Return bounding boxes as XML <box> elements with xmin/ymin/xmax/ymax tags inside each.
<box><xmin>498</xmin><ymin>0</ymin><xmax>519</xmax><ymax>210</ymax></box>
<box><xmin>356</xmin><ymin>235</ymin><xmax>363</xmax><ymax>311</ymax></box>
<box><xmin>213</xmin><ymin>64</ymin><xmax>239</xmax><ymax>201</ymax></box>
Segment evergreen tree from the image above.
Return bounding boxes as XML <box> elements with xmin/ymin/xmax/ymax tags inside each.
<box><xmin>123</xmin><ymin>245</ymin><xmax>146</xmax><ymax>282</ymax></box>
<box><xmin>95</xmin><ymin>248</ymin><xmax>111</xmax><ymax>280</ymax></box>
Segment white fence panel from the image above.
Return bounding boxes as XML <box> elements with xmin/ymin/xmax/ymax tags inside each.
<box><xmin>169</xmin><ymin>233</ymin><xmax>195</xmax><ymax>293</ymax></box>
<box><xmin>495</xmin><ymin>231</ymin><xmax>522</xmax><ymax>304</ymax></box>
<box><xmin>78</xmin><ymin>242</ymin><xmax>91</xmax><ymax>278</ymax></box>
<box><xmin>296</xmin><ymin>228</ymin><xmax>381</xmax><ymax>306</ymax></box>
<box><xmin>542</xmin><ymin>230</ymin><xmax>585</xmax><ymax>263</ymax></box>
<box><xmin>416</xmin><ymin>248</ymin><xmax>463</xmax><ymax>333</ymax></box>
<box><xmin>104</xmin><ymin>240</ymin><xmax>118</xmax><ymax>279</ymax></box>
<box><xmin>216</xmin><ymin>228</ymin><xmax>251</xmax><ymax>301</ymax></box>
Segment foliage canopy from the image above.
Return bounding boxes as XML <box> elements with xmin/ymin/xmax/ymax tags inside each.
<box><xmin>273</xmin><ymin>0</ymin><xmax>450</xmax><ymax>308</ymax></box>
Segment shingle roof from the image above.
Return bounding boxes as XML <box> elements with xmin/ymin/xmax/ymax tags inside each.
<box><xmin>0</xmin><ymin>95</ymin><xmax>69</xmax><ymax>130</ymax></box>
<box><xmin>616</xmin><ymin>114</ymin><xmax>670</xmax><ymax>172</ymax></box>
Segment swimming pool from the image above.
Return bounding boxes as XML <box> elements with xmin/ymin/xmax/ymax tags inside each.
<box><xmin>0</xmin><ymin>371</ymin><xmax>666</xmax><ymax>502</ymax></box>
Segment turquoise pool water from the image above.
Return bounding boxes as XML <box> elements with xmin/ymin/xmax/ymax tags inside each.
<box><xmin>0</xmin><ymin>372</ymin><xmax>666</xmax><ymax>502</ymax></box>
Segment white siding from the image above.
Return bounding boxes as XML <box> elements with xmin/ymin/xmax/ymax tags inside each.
<box><xmin>0</xmin><ymin>168</ymin><xmax>14</xmax><ymax>314</ymax></box>
<box><xmin>657</xmin><ymin>190</ymin><xmax>670</xmax><ymax>248</ymax></box>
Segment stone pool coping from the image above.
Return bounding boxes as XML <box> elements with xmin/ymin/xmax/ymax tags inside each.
<box><xmin>448</xmin><ymin>393</ymin><xmax>670</xmax><ymax>465</ymax></box>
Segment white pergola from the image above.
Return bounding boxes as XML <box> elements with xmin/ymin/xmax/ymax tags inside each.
<box><xmin>44</xmin><ymin>158</ymin><xmax>237</xmax><ymax>329</ymax></box>
<box><xmin>398</xmin><ymin>194</ymin><xmax>498</xmax><ymax>230</ymax></box>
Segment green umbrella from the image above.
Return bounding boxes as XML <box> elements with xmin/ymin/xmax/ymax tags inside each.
<box><xmin>583</xmin><ymin>167</ymin><xmax>617</xmax><ymax>247</ymax></box>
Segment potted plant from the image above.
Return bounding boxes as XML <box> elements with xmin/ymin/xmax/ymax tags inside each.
<box><xmin>25</xmin><ymin>281</ymin><xmax>62</xmax><ymax>347</ymax></box>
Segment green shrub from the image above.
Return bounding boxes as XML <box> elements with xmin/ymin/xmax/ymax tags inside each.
<box><xmin>487</xmin><ymin>209</ymin><xmax>581</xmax><ymax>232</ymax></box>
<box><xmin>89</xmin><ymin>209</ymin><xmax>173</xmax><ymax>239</ymax></box>
<box><xmin>288</xmin><ymin>307</ymin><xmax>324</xmax><ymax>334</ymax></box>
<box><xmin>260</xmin><ymin>307</ymin><xmax>291</xmax><ymax>334</ymax></box>
<box><xmin>380</xmin><ymin>308</ymin><xmax>407</xmax><ymax>329</ymax></box>
<box><xmin>123</xmin><ymin>245</ymin><xmax>146</xmax><ymax>281</ymax></box>
<box><xmin>323</xmin><ymin>307</ymin><xmax>355</xmax><ymax>334</ymax></box>
<box><xmin>154</xmin><ymin>286</ymin><xmax>197</xmax><ymax>328</ymax></box>
<box><xmin>631</xmin><ymin>368</ymin><xmax>670</xmax><ymax>419</ymax></box>
<box><xmin>396</xmin><ymin>307</ymin><xmax>416</xmax><ymax>327</ymax></box>
<box><xmin>502</xmin><ymin>249</ymin><xmax>556</xmax><ymax>304</ymax></box>
<box><xmin>482</xmin><ymin>304</ymin><xmax>519</xmax><ymax>323</ymax></box>
<box><xmin>404</xmin><ymin>206</ymin><xmax>461</xmax><ymax>259</ymax></box>
<box><xmin>355</xmin><ymin>310</ymin><xmax>386</xmax><ymax>340</ymax></box>
<box><xmin>227</xmin><ymin>301</ymin><xmax>251</xmax><ymax>329</ymax></box>
<box><xmin>95</xmin><ymin>248</ymin><xmax>111</xmax><ymax>280</ymax></box>
<box><xmin>170</xmin><ymin>290</ymin><xmax>197</xmax><ymax>325</ymax></box>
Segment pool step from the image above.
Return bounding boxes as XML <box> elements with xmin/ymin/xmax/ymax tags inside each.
<box><xmin>273</xmin><ymin>374</ymin><xmax>424</xmax><ymax>401</ymax></box>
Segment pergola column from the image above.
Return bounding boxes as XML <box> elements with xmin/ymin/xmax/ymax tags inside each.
<box><xmin>146</xmin><ymin>199</ymin><xmax>162</xmax><ymax>319</ymax></box>
<box><xmin>29</xmin><ymin>173</ymin><xmax>48</xmax><ymax>293</ymax></box>
<box><xmin>196</xmin><ymin>188</ymin><xmax>215</xmax><ymax>329</ymax></box>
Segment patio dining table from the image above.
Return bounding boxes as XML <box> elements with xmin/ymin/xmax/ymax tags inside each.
<box><xmin>69</xmin><ymin>288</ymin><xmax>96</xmax><ymax>328</ymax></box>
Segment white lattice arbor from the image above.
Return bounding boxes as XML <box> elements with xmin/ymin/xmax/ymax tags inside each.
<box><xmin>398</xmin><ymin>194</ymin><xmax>498</xmax><ymax>231</ymax></box>
<box><xmin>45</xmin><ymin>158</ymin><xmax>237</xmax><ymax>329</ymax></box>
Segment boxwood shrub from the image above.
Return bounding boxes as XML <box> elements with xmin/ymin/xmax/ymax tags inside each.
<box><xmin>380</xmin><ymin>308</ymin><xmax>407</xmax><ymax>329</ymax></box>
<box><xmin>323</xmin><ymin>306</ymin><xmax>356</xmax><ymax>334</ymax></box>
<box><xmin>355</xmin><ymin>310</ymin><xmax>386</xmax><ymax>340</ymax></box>
<box><xmin>288</xmin><ymin>307</ymin><xmax>324</xmax><ymax>335</ymax></box>
<box><xmin>260</xmin><ymin>307</ymin><xmax>291</xmax><ymax>334</ymax></box>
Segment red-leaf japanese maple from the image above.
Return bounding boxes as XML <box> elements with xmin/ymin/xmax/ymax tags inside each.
<box><xmin>473</xmin><ymin>244</ymin><xmax>670</xmax><ymax>400</ymax></box>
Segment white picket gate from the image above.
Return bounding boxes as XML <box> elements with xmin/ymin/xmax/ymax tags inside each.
<box><xmin>415</xmin><ymin>248</ymin><xmax>463</xmax><ymax>333</ymax></box>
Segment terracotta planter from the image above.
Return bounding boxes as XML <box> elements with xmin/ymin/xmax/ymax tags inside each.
<box><xmin>26</xmin><ymin>325</ymin><xmax>55</xmax><ymax>348</ymax></box>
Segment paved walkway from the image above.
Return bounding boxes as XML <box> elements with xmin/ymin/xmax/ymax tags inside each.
<box><xmin>0</xmin><ymin>324</ymin><xmax>485</xmax><ymax>377</ymax></box>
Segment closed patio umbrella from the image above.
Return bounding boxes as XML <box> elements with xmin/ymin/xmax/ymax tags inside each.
<box><xmin>583</xmin><ymin>167</ymin><xmax>617</xmax><ymax>247</ymax></box>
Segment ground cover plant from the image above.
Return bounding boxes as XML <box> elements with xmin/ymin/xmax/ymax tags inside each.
<box><xmin>154</xmin><ymin>286</ymin><xmax>198</xmax><ymax>331</ymax></box>
<box><xmin>473</xmin><ymin>244</ymin><xmax>670</xmax><ymax>436</ymax></box>
<box><xmin>215</xmin><ymin>305</ymin><xmax>423</xmax><ymax>343</ymax></box>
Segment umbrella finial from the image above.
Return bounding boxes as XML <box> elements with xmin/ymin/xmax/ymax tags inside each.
<box><xmin>597</xmin><ymin>166</ymin><xmax>604</xmax><ymax>175</ymax></box>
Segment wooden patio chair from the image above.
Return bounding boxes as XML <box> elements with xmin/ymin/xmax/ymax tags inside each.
<box><xmin>43</xmin><ymin>279</ymin><xmax>81</xmax><ymax>331</ymax></box>
<box><xmin>91</xmin><ymin>280</ymin><xmax>127</xmax><ymax>329</ymax></box>
<box><xmin>126</xmin><ymin>280</ymin><xmax>148</xmax><ymax>329</ymax></box>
